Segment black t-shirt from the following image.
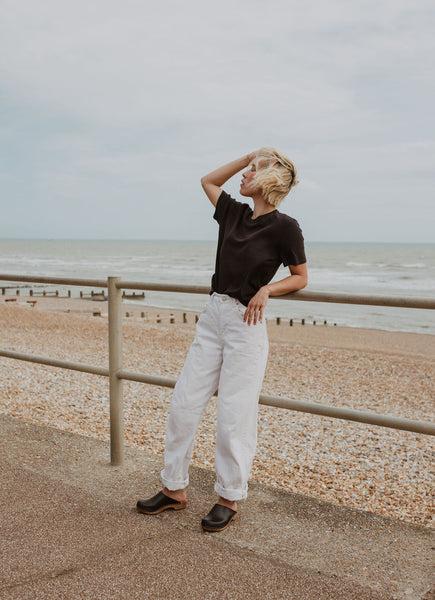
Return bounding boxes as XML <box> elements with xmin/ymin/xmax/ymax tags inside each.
<box><xmin>210</xmin><ymin>190</ymin><xmax>306</xmax><ymax>306</ymax></box>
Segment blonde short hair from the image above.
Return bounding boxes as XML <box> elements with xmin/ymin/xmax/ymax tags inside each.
<box><xmin>254</xmin><ymin>146</ymin><xmax>299</xmax><ymax>207</ymax></box>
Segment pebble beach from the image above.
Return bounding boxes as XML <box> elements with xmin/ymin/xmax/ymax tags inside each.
<box><xmin>1</xmin><ymin>296</ymin><xmax>434</xmax><ymax>528</ymax></box>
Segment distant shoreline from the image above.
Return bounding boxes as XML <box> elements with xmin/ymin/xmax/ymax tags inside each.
<box><xmin>1</xmin><ymin>287</ymin><xmax>435</xmax><ymax>338</ymax></box>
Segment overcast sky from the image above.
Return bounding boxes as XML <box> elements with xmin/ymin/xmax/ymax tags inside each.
<box><xmin>1</xmin><ymin>0</ymin><xmax>434</xmax><ymax>243</ymax></box>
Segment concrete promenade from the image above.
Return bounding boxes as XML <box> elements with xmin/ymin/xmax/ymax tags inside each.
<box><xmin>0</xmin><ymin>413</ymin><xmax>433</xmax><ymax>600</ymax></box>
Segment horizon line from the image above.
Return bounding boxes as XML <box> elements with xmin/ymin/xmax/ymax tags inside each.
<box><xmin>0</xmin><ymin>238</ymin><xmax>434</xmax><ymax>246</ymax></box>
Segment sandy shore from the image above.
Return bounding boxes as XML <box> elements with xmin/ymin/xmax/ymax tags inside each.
<box><xmin>1</xmin><ymin>295</ymin><xmax>434</xmax><ymax>527</ymax></box>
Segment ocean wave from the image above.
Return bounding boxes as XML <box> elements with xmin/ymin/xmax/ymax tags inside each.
<box><xmin>1</xmin><ymin>241</ymin><xmax>434</xmax><ymax>305</ymax></box>
<box><xmin>401</xmin><ymin>263</ymin><xmax>426</xmax><ymax>268</ymax></box>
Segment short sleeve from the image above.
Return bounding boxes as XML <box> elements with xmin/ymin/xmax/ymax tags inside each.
<box><xmin>280</xmin><ymin>217</ymin><xmax>306</xmax><ymax>266</ymax></box>
<box><xmin>213</xmin><ymin>190</ymin><xmax>239</xmax><ymax>224</ymax></box>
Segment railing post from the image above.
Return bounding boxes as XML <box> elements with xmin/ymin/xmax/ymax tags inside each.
<box><xmin>108</xmin><ymin>276</ymin><xmax>124</xmax><ymax>466</ymax></box>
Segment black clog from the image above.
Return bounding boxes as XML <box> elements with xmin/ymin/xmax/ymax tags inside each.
<box><xmin>201</xmin><ymin>503</ymin><xmax>237</xmax><ymax>532</ymax></box>
<box><xmin>136</xmin><ymin>491</ymin><xmax>187</xmax><ymax>515</ymax></box>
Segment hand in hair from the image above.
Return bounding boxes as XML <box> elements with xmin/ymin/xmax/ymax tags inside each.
<box><xmin>247</xmin><ymin>151</ymin><xmax>257</xmax><ymax>164</ymax></box>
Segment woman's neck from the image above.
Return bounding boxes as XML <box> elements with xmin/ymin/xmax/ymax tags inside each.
<box><xmin>251</xmin><ymin>195</ymin><xmax>276</xmax><ymax>219</ymax></box>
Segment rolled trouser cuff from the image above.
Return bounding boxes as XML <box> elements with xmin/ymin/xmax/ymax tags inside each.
<box><xmin>214</xmin><ymin>481</ymin><xmax>247</xmax><ymax>501</ymax></box>
<box><xmin>161</xmin><ymin>470</ymin><xmax>189</xmax><ymax>491</ymax></box>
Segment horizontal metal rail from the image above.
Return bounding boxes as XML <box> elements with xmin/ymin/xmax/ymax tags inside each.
<box><xmin>258</xmin><ymin>393</ymin><xmax>435</xmax><ymax>436</ymax></box>
<box><xmin>117</xmin><ymin>281</ymin><xmax>435</xmax><ymax>309</ymax></box>
<box><xmin>1</xmin><ymin>274</ymin><xmax>435</xmax><ymax>309</ymax></box>
<box><xmin>0</xmin><ymin>349</ymin><xmax>109</xmax><ymax>377</ymax></box>
<box><xmin>109</xmin><ymin>370</ymin><xmax>435</xmax><ymax>437</ymax></box>
<box><xmin>0</xmin><ymin>274</ymin><xmax>108</xmax><ymax>288</ymax></box>
<box><xmin>1</xmin><ymin>349</ymin><xmax>434</xmax><ymax>436</ymax></box>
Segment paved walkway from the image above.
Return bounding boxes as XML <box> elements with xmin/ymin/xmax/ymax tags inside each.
<box><xmin>0</xmin><ymin>414</ymin><xmax>433</xmax><ymax>600</ymax></box>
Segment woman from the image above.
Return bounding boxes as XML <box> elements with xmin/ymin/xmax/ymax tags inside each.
<box><xmin>137</xmin><ymin>147</ymin><xmax>307</xmax><ymax>532</ymax></box>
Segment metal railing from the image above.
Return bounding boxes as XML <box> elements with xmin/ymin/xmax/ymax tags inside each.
<box><xmin>1</xmin><ymin>273</ymin><xmax>434</xmax><ymax>466</ymax></box>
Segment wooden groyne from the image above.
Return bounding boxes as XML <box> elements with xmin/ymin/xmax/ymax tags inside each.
<box><xmin>1</xmin><ymin>286</ymin><xmax>334</xmax><ymax>325</ymax></box>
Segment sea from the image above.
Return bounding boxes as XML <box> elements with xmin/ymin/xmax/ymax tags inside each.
<box><xmin>0</xmin><ymin>240</ymin><xmax>434</xmax><ymax>335</ymax></box>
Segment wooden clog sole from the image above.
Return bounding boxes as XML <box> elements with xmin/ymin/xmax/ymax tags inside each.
<box><xmin>137</xmin><ymin>501</ymin><xmax>187</xmax><ymax>515</ymax></box>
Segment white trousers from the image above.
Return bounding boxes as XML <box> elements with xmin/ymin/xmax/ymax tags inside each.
<box><xmin>161</xmin><ymin>292</ymin><xmax>269</xmax><ymax>501</ymax></box>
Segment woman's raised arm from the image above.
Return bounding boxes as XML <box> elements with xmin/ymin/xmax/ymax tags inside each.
<box><xmin>201</xmin><ymin>152</ymin><xmax>256</xmax><ymax>207</ymax></box>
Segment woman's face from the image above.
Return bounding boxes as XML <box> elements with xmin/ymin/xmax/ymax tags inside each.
<box><xmin>240</xmin><ymin>162</ymin><xmax>258</xmax><ymax>197</ymax></box>
<box><xmin>240</xmin><ymin>158</ymin><xmax>267</xmax><ymax>197</ymax></box>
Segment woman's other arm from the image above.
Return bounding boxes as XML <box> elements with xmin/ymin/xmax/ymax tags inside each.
<box><xmin>244</xmin><ymin>263</ymin><xmax>308</xmax><ymax>325</ymax></box>
<box><xmin>201</xmin><ymin>152</ymin><xmax>256</xmax><ymax>207</ymax></box>
<box><xmin>265</xmin><ymin>263</ymin><xmax>308</xmax><ymax>296</ymax></box>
